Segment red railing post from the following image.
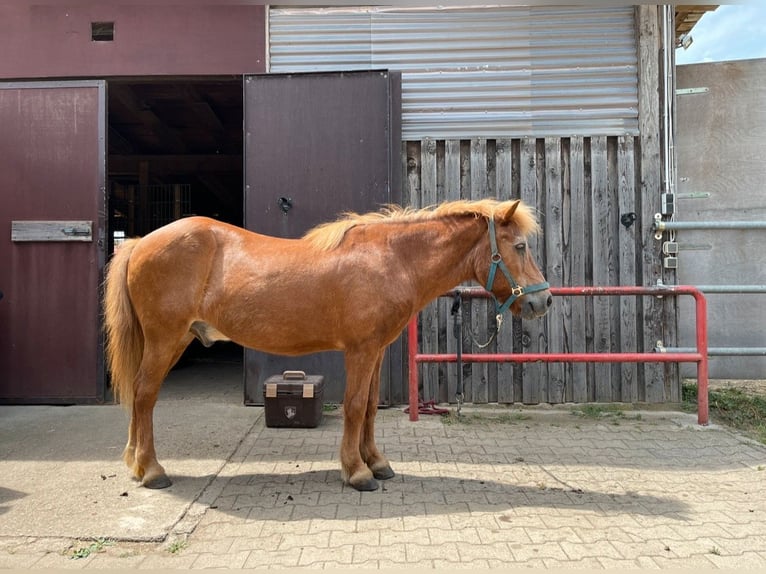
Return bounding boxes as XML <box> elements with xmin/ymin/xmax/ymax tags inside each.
<box><xmin>693</xmin><ymin>289</ymin><xmax>709</xmax><ymax>425</ymax></box>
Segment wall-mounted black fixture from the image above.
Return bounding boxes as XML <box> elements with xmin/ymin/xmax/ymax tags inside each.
<box><xmin>277</xmin><ymin>196</ymin><xmax>293</xmax><ymax>214</ymax></box>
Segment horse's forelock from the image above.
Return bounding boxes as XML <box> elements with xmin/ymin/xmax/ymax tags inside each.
<box><xmin>302</xmin><ymin>199</ymin><xmax>539</xmax><ymax>251</ymax></box>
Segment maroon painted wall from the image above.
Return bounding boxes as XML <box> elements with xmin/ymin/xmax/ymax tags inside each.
<box><xmin>0</xmin><ymin>4</ymin><xmax>266</xmax><ymax>79</ymax></box>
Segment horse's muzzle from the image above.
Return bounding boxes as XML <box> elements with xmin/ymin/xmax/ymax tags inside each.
<box><xmin>521</xmin><ymin>290</ymin><xmax>553</xmax><ymax>320</ymax></box>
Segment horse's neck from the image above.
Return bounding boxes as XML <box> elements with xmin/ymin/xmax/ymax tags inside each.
<box><xmin>390</xmin><ymin>217</ymin><xmax>484</xmax><ymax>308</ymax></box>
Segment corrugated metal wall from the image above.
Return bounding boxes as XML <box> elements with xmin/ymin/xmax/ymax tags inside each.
<box><xmin>269</xmin><ymin>5</ymin><xmax>638</xmax><ymax>139</ymax></box>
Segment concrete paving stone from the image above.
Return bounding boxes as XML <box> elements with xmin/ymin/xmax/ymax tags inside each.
<box><xmin>417</xmin><ymin>461</ymin><xmax>459</xmax><ymax>475</ymax></box>
<box><xmin>402</xmin><ymin>513</ymin><xmax>452</xmax><ymax>531</ymax></box>
<box><xmin>378</xmin><ymin>527</ymin><xmax>429</xmax><ymax>546</ymax></box>
<box><xmin>600</xmin><ymin>555</ymin><xmax>662</xmax><ymax>569</ymax></box>
<box><xmin>610</xmin><ymin>539</ymin><xmax>683</xmax><ymax>560</ymax></box>
<box><xmin>426</xmin><ymin>526</ymin><xmax>480</xmax><ymax>545</ymax></box>
<box><xmin>660</xmin><ymin>537</ymin><xmax>728</xmax><ymax>559</ymax></box>
<box><xmin>335</xmin><ymin>502</ymin><xmax>383</xmax><ymax>520</ymax></box>
<box><xmin>242</xmin><ymin>548</ymin><xmax>302</xmax><ymax>569</ymax></box>
<box><xmin>381</xmin><ymin>500</ymin><xmax>425</xmax><ymax>519</ymax></box>
<box><xmin>194</xmin><ymin>516</ymin><xmax>264</xmax><ymax>539</ymax></box>
<box><xmin>330</xmin><ymin>528</ymin><xmax>381</xmax><ymax>548</ymax></box>
<box><xmin>706</xmin><ymin>551</ymin><xmax>766</xmax><ymax>568</ymax></box>
<box><xmin>352</xmin><ymin>542</ymin><xmax>408</xmax><ymax>563</ymax></box>
<box><xmin>434</xmin><ymin>559</ymin><xmax>493</xmax><ymax>569</ymax></box>
<box><xmin>386</xmin><ymin>488</ymin><xmax>448</xmax><ymax>510</ymax></box>
<box><xmin>0</xmin><ymin>536</ymin><xmax>71</xmax><ymax>555</ymax></box>
<box><xmin>573</xmin><ymin>525</ymin><xmax>645</xmax><ymax>544</ymax></box>
<box><xmin>694</xmin><ymin>534</ymin><xmax>766</xmax><ymax>556</ymax></box>
<box><xmin>297</xmin><ymin>543</ymin><xmax>354</xmax><ymax>566</ymax></box>
<box><xmin>307</xmin><ymin>518</ymin><xmax>358</xmax><ymax>535</ymax></box>
<box><xmin>227</xmin><ymin>533</ymin><xmax>283</xmax><ymax>553</ymax></box>
<box><xmin>559</xmin><ymin>540</ymin><xmax>624</xmax><ymax>561</ymax></box>
<box><xmin>541</xmin><ymin>556</ymin><xmax>607</xmax><ymax>569</ymax></box>
<box><xmin>444</xmin><ymin>491</ymin><xmax>496</xmax><ymax>507</ymax></box>
<box><xmin>256</xmin><ymin>518</ymin><xmax>311</xmax><ymax>538</ymax></box>
<box><xmin>316</xmin><ymin>490</ymin><xmax>363</xmax><ymax>507</ymax></box>
<box><xmin>447</xmin><ymin>511</ymin><xmax>503</xmax><ymax>531</ymax></box>
<box><xmin>0</xmin><ymin>551</ymin><xmax>46</xmax><ymax>569</ymax></box>
<box><xmin>190</xmin><ymin>549</ymin><xmax>251</xmax><ymax>569</ymax></box>
<box><xmin>497</xmin><ymin>513</ymin><xmax>550</xmax><ymax>530</ymax></box>
<box><xmin>524</xmin><ymin>526</ymin><xmax>583</xmax><ymax>544</ymax></box>
<box><xmin>277</xmin><ymin>530</ymin><xmax>331</xmax><ymax>551</ymax></box>
<box><xmin>670</xmin><ymin>521</ymin><xmax>745</xmax><ymax>541</ymax></box>
<box><xmin>317</xmin><ymin>559</ymin><xmax>368</xmax><ymax>569</ymax></box>
<box><xmin>82</xmin><ymin>550</ymin><xmax>146</xmax><ymax>569</ymax></box>
<box><xmin>405</xmin><ymin>541</ymin><xmax>460</xmax><ymax>562</ymax></box>
<box><xmin>649</xmin><ymin>553</ymin><xmax>719</xmax><ymax>568</ymax></box>
<box><xmin>248</xmin><ymin>505</ymin><xmax>298</xmax><ymax>523</ymax></box>
<box><xmin>134</xmin><ymin>551</ymin><xmax>199</xmax><ymax>569</ymax></box>
<box><xmin>184</xmin><ymin>536</ymin><xmax>234</xmax><ymax>554</ymax></box>
<box><xmin>510</xmin><ymin>541</ymin><xmax>569</xmax><ymax>562</ymax></box>
<box><xmin>26</xmin><ymin>550</ymin><xmax>93</xmax><ymax>569</ymax></box>
<box><xmin>479</xmin><ymin>526</ymin><xmax>533</xmax><ymax>546</ymax></box>
<box><xmin>455</xmin><ymin>541</ymin><xmax>514</xmax><ymax>562</ymax></box>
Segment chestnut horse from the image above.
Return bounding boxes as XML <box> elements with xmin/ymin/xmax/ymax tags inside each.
<box><xmin>104</xmin><ymin>198</ymin><xmax>552</xmax><ymax>491</ymax></box>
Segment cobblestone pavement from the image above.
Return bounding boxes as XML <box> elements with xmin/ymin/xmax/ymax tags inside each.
<box><xmin>2</xmin><ymin>404</ymin><xmax>765</xmax><ymax>570</ymax></box>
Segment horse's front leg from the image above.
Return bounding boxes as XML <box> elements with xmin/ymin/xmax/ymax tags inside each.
<box><xmin>360</xmin><ymin>350</ymin><xmax>394</xmax><ymax>481</ymax></box>
<box><xmin>341</xmin><ymin>347</ymin><xmax>380</xmax><ymax>491</ymax></box>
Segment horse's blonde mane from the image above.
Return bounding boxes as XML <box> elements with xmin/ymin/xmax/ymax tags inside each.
<box><xmin>303</xmin><ymin>198</ymin><xmax>540</xmax><ymax>251</ymax></box>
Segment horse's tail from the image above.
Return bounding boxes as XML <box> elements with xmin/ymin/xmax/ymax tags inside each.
<box><xmin>104</xmin><ymin>238</ymin><xmax>143</xmax><ymax>409</ymax></box>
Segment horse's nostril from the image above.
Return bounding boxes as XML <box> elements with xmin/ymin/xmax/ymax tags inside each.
<box><xmin>546</xmin><ymin>295</ymin><xmax>553</xmax><ymax>307</ymax></box>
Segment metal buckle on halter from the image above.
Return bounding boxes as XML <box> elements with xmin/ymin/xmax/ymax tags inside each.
<box><xmin>511</xmin><ymin>286</ymin><xmax>524</xmax><ymax>297</ymax></box>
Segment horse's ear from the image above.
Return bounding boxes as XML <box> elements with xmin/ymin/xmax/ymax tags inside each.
<box><xmin>496</xmin><ymin>200</ymin><xmax>521</xmax><ymax>225</ymax></box>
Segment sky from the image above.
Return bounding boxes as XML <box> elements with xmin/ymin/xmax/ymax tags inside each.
<box><xmin>675</xmin><ymin>2</ymin><xmax>766</xmax><ymax>65</ymax></box>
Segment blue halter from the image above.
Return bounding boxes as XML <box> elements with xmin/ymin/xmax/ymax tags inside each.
<box><xmin>485</xmin><ymin>217</ymin><xmax>550</xmax><ymax>316</ymax></box>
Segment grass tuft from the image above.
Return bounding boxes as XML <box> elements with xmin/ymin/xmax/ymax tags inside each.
<box><xmin>70</xmin><ymin>538</ymin><xmax>112</xmax><ymax>560</ymax></box>
<box><xmin>683</xmin><ymin>382</ymin><xmax>766</xmax><ymax>444</ymax></box>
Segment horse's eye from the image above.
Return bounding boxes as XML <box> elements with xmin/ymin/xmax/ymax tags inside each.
<box><xmin>515</xmin><ymin>242</ymin><xmax>526</xmax><ymax>252</ymax></box>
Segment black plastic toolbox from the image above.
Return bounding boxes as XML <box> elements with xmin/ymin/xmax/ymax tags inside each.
<box><xmin>263</xmin><ymin>370</ymin><xmax>325</xmax><ymax>428</ymax></box>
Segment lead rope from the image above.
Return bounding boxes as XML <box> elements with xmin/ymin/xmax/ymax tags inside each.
<box><xmin>469</xmin><ymin>313</ymin><xmax>504</xmax><ymax>349</ymax></box>
<box><xmin>451</xmin><ymin>293</ymin><xmax>464</xmax><ymax>417</ymax></box>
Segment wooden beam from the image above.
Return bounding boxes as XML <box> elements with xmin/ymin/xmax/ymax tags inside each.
<box><xmin>109</xmin><ymin>154</ymin><xmax>242</xmax><ymax>176</ymax></box>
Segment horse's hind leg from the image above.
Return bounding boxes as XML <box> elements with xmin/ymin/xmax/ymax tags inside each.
<box><xmin>129</xmin><ymin>332</ymin><xmax>194</xmax><ymax>489</ymax></box>
<box><xmin>123</xmin><ymin>332</ymin><xmax>194</xmax><ymax>479</ymax></box>
<box><xmin>360</xmin><ymin>350</ymin><xmax>394</xmax><ymax>481</ymax></box>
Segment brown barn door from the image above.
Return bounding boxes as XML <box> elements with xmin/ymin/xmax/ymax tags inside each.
<box><xmin>0</xmin><ymin>81</ymin><xmax>106</xmax><ymax>403</ymax></box>
<box><xmin>243</xmin><ymin>70</ymin><xmax>402</xmax><ymax>406</ymax></box>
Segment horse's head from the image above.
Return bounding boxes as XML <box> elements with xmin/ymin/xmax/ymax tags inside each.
<box><xmin>479</xmin><ymin>200</ymin><xmax>552</xmax><ymax>320</ymax></box>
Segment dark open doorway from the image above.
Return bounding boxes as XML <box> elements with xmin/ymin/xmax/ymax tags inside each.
<box><xmin>106</xmin><ymin>77</ymin><xmax>245</xmax><ymax>375</ymax></box>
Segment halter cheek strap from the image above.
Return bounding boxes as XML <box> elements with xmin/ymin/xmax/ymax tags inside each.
<box><xmin>485</xmin><ymin>217</ymin><xmax>550</xmax><ymax>316</ymax></box>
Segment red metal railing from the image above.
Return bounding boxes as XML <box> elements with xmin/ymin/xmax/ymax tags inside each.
<box><xmin>407</xmin><ymin>285</ymin><xmax>709</xmax><ymax>425</ymax></box>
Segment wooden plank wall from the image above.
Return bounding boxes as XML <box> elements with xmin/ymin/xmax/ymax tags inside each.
<box><xmin>402</xmin><ymin>135</ymin><xmax>673</xmax><ymax>404</ymax></box>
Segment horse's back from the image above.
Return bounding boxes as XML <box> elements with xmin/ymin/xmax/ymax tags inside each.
<box><xmin>126</xmin><ymin>217</ymin><xmax>239</xmax><ymax>320</ymax></box>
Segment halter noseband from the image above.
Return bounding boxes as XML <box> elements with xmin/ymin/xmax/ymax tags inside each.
<box><xmin>485</xmin><ymin>216</ymin><xmax>550</xmax><ymax>316</ymax></box>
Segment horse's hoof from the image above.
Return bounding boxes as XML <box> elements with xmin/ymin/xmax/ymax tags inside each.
<box><xmin>143</xmin><ymin>475</ymin><xmax>172</xmax><ymax>489</ymax></box>
<box><xmin>372</xmin><ymin>465</ymin><xmax>395</xmax><ymax>480</ymax></box>
<box><xmin>349</xmin><ymin>477</ymin><xmax>379</xmax><ymax>492</ymax></box>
